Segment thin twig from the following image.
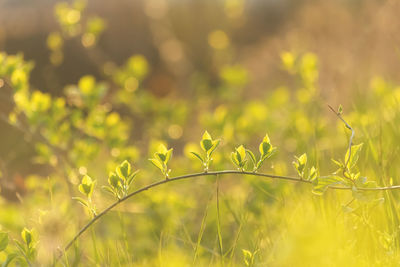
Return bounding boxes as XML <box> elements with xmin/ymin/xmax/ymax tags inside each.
<box><xmin>58</xmin><ymin>171</ymin><xmax>304</xmax><ymax>260</ymax></box>
<box><xmin>56</xmin><ymin>169</ymin><xmax>400</xmax><ymax>263</ymax></box>
<box><xmin>328</xmin><ymin>105</ymin><xmax>355</xmax><ymax>172</ymax></box>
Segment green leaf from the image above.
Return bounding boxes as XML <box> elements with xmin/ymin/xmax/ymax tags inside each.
<box><xmin>157</xmin><ymin>144</ymin><xmax>168</xmax><ymax>154</ymax></box>
<box><xmin>232</xmin><ymin>145</ymin><xmax>247</xmax><ymax>169</ymax></box>
<box><xmin>297</xmin><ymin>153</ymin><xmax>307</xmax><ymax>166</ymax></box>
<box><xmin>202</xmin><ymin>130</ymin><xmax>212</xmax><ymax>141</ymax></box>
<box><xmin>201</xmin><ymin>139</ymin><xmax>213</xmax><ymax>152</ymax></box>
<box><xmin>200</xmin><ymin>131</ymin><xmax>213</xmax><ymax>152</ymax></box>
<box><xmin>155</xmin><ymin>146</ymin><xmax>173</xmax><ymax>164</ymax></box>
<box><xmin>155</xmin><ymin>152</ymin><xmax>166</xmax><ymax>162</ymax></box>
<box><xmin>2</xmin><ymin>253</ymin><xmax>18</xmax><ymax>267</ymax></box>
<box><xmin>72</xmin><ymin>197</ymin><xmax>89</xmax><ymax>208</ymax></box>
<box><xmin>236</xmin><ymin>145</ymin><xmax>246</xmax><ymax>162</ymax></box>
<box><xmin>101</xmin><ymin>186</ymin><xmax>116</xmax><ymax>197</ymax></box>
<box><xmin>165</xmin><ymin>148</ymin><xmax>173</xmax><ymax>163</ymax></box>
<box><xmin>345</xmin><ymin>143</ymin><xmax>363</xmax><ymax>170</ymax></box>
<box><xmin>308</xmin><ymin>166</ymin><xmax>318</xmax><ymax>181</ymax></box>
<box><xmin>108</xmin><ymin>172</ymin><xmax>121</xmax><ymax>189</ymax></box>
<box><xmin>14</xmin><ymin>240</ymin><xmax>26</xmax><ymax>255</ymax></box>
<box><xmin>190</xmin><ymin>152</ymin><xmax>204</xmax><ymax>163</ymax></box>
<box><xmin>331</xmin><ymin>158</ymin><xmax>343</xmax><ymax>168</ymax></box>
<box><xmin>0</xmin><ymin>232</ymin><xmax>8</xmax><ymax>252</ymax></box>
<box><xmin>338</xmin><ymin>104</ymin><xmax>343</xmax><ymax>114</ymax></box>
<box><xmin>293</xmin><ymin>153</ymin><xmax>307</xmax><ymax>177</ymax></box>
<box><xmin>78</xmin><ymin>175</ymin><xmax>95</xmax><ymax>198</ymax></box>
<box><xmin>331</xmin><ymin>158</ymin><xmax>344</xmax><ymax>174</ymax></box>
<box><xmin>259</xmin><ymin>142</ymin><xmax>271</xmax><ymax>156</ymax></box>
<box><xmin>149</xmin><ymin>158</ymin><xmax>164</xmax><ymax>171</ymax></box>
<box><xmin>246</xmin><ymin>149</ymin><xmax>257</xmax><ymax>167</ymax></box>
<box><xmin>116</xmin><ymin>160</ymin><xmax>131</xmax><ymax>181</ymax></box>
<box><xmin>242</xmin><ymin>249</ymin><xmax>257</xmax><ymax>267</ymax></box>
<box><xmin>258</xmin><ymin>134</ymin><xmax>272</xmax><ymax>155</ymax></box>
<box><xmin>199</xmin><ymin>131</ymin><xmax>220</xmax><ymax>157</ymax></box>
<box><xmin>312</xmin><ymin>175</ymin><xmax>345</xmax><ymax>195</ymax></box>
<box><xmin>208</xmin><ymin>139</ymin><xmax>220</xmax><ymax>158</ymax></box>
<box><xmin>21</xmin><ymin>228</ymin><xmax>32</xmax><ymax>248</ymax></box>
<box><xmin>231</xmin><ymin>152</ymin><xmax>240</xmax><ymax>166</ymax></box>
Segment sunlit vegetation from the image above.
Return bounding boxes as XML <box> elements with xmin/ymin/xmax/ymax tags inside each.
<box><xmin>1</xmin><ymin>0</ymin><xmax>400</xmax><ymax>266</ymax></box>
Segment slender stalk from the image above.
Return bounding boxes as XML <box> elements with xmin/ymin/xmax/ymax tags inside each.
<box><xmin>90</xmin><ymin>228</ymin><xmax>100</xmax><ymax>264</ymax></box>
<box><xmin>216</xmin><ymin>180</ymin><xmax>224</xmax><ymax>267</ymax></box>
<box><xmin>328</xmin><ymin>105</ymin><xmax>355</xmax><ymax>177</ymax></box>
<box><xmin>56</xmin><ymin>170</ymin><xmax>400</xmax><ymax>263</ymax></box>
<box><xmin>117</xmin><ymin>210</ymin><xmax>129</xmax><ymax>255</ymax></box>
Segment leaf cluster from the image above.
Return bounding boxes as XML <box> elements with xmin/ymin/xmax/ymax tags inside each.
<box><xmin>231</xmin><ymin>134</ymin><xmax>276</xmax><ymax>172</ymax></box>
<box><xmin>191</xmin><ymin>131</ymin><xmax>220</xmax><ymax>172</ymax></box>
<box><xmin>149</xmin><ymin>144</ymin><xmax>173</xmax><ymax>179</ymax></box>
<box><xmin>103</xmin><ymin>160</ymin><xmax>139</xmax><ymax>199</ymax></box>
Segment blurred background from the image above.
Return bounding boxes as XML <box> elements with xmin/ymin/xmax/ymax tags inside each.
<box><xmin>2</xmin><ymin>0</ymin><xmax>400</xmax><ymax>186</ymax></box>
<box><xmin>2</xmin><ymin>0</ymin><xmax>400</xmax><ymax>265</ymax></box>
<box><xmin>0</xmin><ymin>0</ymin><xmax>400</xmax><ymax>97</ymax></box>
<box><xmin>2</xmin><ymin>0</ymin><xmax>400</xmax><ymax>191</ymax></box>
<box><xmin>2</xmin><ymin>0</ymin><xmax>400</xmax><ymax>99</ymax></box>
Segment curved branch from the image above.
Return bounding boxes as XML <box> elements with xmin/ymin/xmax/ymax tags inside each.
<box><xmin>61</xmin><ymin>171</ymin><xmax>305</xmax><ymax>254</ymax></box>
<box><xmin>57</xmin><ymin>169</ymin><xmax>400</xmax><ymax>263</ymax></box>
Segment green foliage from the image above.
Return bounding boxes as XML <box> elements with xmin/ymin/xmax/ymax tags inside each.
<box><xmin>78</xmin><ymin>175</ymin><xmax>95</xmax><ymax>199</ymax></box>
<box><xmin>242</xmin><ymin>249</ymin><xmax>258</xmax><ymax>267</ymax></box>
<box><xmin>338</xmin><ymin>104</ymin><xmax>343</xmax><ymax>114</ymax></box>
<box><xmin>243</xmin><ymin>134</ymin><xmax>276</xmax><ymax>172</ymax></box>
<box><xmin>149</xmin><ymin>144</ymin><xmax>173</xmax><ymax>178</ymax></box>
<box><xmin>114</xmin><ymin>55</ymin><xmax>150</xmax><ymax>89</ymax></box>
<box><xmin>0</xmin><ymin>232</ymin><xmax>8</xmax><ymax>252</ymax></box>
<box><xmin>103</xmin><ymin>160</ymin><xmax>139</xmax><ymax>199</ymax></box>
<box><xmin>16</xmin><ymin>228</ymin><xmax>37</xmax><ymax>262</ymax></box>
<box><xmin>220</xmin><ymin>65</ymin><xmax>249</xmax><ymax>88</ymax></box>
<box><xmin>3</xmin><ymin>15</ymin><xmax>400</xmax><ymax>265</ymax></box>
<box><xmin>51</xmin><ymin>0</ymin><xmax>106</xmax><ymax>65</ymax></box>
<box><xmin>293</xmin><ymin>153</ymin><xmax>307</xmax><ymax>178</ymax></box>
<box><xmin>0</xmin><ymin>52</ymin><xmax>33</xmax><ymax>92</ymax></box>
<box><xmin>191</xmin><ymin>131</ymin><xmax>220</xmax><ymax>172</ymax></box>
<box><xmin>312</xmin><ymin>175</ymin><xmax>346</xmax><ymax>195</ymax></box>
<box><xmin>231</xmin><ymin>145</ymin><xmax>247</xmax><ymax>171</ymax></box>
<box><xmin>74</xmin><ymin>175</ymin><xmax>97</xmax><ymax>216</ymax></box>
<box><xmin>345</xmin><ymin>143</ymin><xmax>363</xmax><ymax>172</ymax></box>
<box><xmin>257</xmin><ymin>134</ymin><xmax>276</xmax><ymax>168</ymax></box>
<box><xmin>21</xmin><ymin>228</ymin><xmax>32</xmax><ymax>249</ymax></box>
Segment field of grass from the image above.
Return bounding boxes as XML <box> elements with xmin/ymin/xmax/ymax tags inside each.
<box><xmin>1</xmin><ymin>0</ymin><xmax>400</xmax><ymax>266</ymax></box>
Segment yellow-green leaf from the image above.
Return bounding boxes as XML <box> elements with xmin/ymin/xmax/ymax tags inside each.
<box><xmin>21</xmin><ymin>228</ymin><xmax>33</xmax><ymax>248</ymax></box>
<box><xmin>0</xmin><ymin>232</ymin><xmax>8</xmax><ymax>252</ymax></box>
<box><xmin>116</xmin><ymin>160</ymin><xmax>131</xmax><ymax>180</ymax></box>
<box><xmin>149</xmin><ymin>158</ymin><xmax>164</xmax><ymax>171</ymax></box>
<box><xmin>345</xmin><ymin>143</ymin><xmax>363</xmax><ymax>170</ymax></box>
<box><xmin>78</xmin><ymin>175</ymin><xmax>95</xmax><ymax>198</ymax></box>
<box><xmin>108</xmin><ymin>172</ymin><xmax>121</xmax><ymax>189</ymax></box>
<box><xmin>236</xmin><ymin>145</ymin><xmax>246</xmax><ymax>162</ymax></box>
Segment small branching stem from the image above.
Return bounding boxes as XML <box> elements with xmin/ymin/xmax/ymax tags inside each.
<box><xmin>328</xmin><ymin>105</ymin><xmax>357</xmax><ymax>185</ymax></box>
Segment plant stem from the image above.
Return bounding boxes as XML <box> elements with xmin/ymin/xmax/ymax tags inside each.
<box><xmin>117</xmin><ymin>210</ymin><xmax>130</xmax><ymax>256</ymax></box>
<box><xmin>90</xmin><ymin>227</ymin><xmax>100</xmax><ymax>264</ymax></box>
<box><xmin>56</xmin><ymin>170</ymin><xmax>400</xmax><ymax>263</ymax></box>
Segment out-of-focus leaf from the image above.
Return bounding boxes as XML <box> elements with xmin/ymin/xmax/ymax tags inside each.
<box><xmin>190</xmin><ymin>152</ymin><xmax>204</xmax><ymax>163</ymax></box>
<box><xmin>149</xmin><ymin>158</ymin><xmax>163</xmax><ymax>171</ymax></box>
<box><xmin>0</xmin><ymin>232</ymin><xmax>8</xmax><ymax>252</ymax></box>
<box><xmin>312</xmin><ymin>175</ymin><xmax>346</xmax><ymax>195</ymax></box>
<box><xmin>345</xmin><ymin>143</ymin><xmax>363</xmax><ymax>170</ymax></box>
